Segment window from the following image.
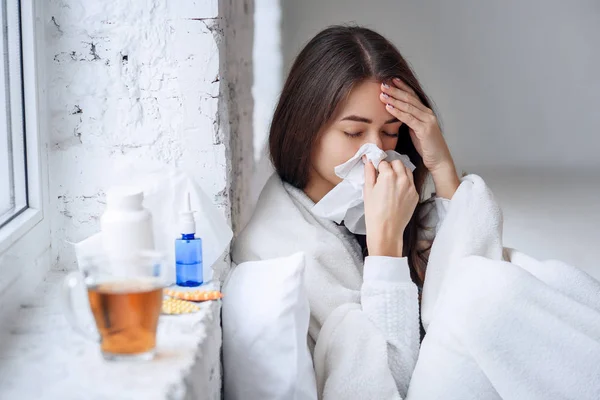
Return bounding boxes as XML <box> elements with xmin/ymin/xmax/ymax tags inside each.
<box><xmin>0</xmin><ymin>0</ymin><xmax>47</xmax><ymax>261</ymax></box>
<box><xmin>0</xmin><ymin>0</ymin><xmax>27</xmax><ymax>228</ymax></box>
<box><xmin>0</xmin><ymin>0</ymin><xmax>49</xmax><ymax>312</ymax></box>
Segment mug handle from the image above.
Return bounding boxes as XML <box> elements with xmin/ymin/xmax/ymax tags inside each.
<box><xmin>62</xmin><ymin>272</ymin><xmax>100</xmax><ymax>342</ymax></box>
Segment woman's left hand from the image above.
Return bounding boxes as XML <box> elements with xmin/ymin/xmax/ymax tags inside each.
<box><xmin>380</xmin><ymin>78</ymin><xmax>460</xmax><ymax>198</ymax></box>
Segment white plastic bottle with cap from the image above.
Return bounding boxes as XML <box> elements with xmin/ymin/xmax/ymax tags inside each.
<box><xmin>175</xmin><ymin>192</ymin><xmax>203</xmax><ymax>287</ymax></box>
<box><xmin>100</xmin><ymin>186</ymin><xmax>155</xmax><ymax>261</ymax></box>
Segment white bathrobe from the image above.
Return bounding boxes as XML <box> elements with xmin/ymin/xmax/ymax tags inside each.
<box><xmin>232</xmin><ymin>173</ymin><xmax>600</xmax><ymax>399</ymax></box>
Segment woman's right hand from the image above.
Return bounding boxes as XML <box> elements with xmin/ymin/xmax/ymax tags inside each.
<box><xmin>363</xmin><ymin>159</ymin><xmax>418</xmax><ymax>258</ymax></box>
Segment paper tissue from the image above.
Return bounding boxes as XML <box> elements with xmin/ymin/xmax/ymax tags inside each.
<box><xmin>312</xmin><ymin>143</ymin><xmax>416</xmax><ymax>234</ymax></box>
<box><xmin>73</xmin><ymin>168</ymin><xmax>233</xmax><ymax>284</ymax></box>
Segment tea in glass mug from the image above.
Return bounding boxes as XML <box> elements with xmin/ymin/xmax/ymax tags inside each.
<box><xmin>63</xmin><ymin>252</ymin><xmax>167</xmax><ymax>361</ymax></box>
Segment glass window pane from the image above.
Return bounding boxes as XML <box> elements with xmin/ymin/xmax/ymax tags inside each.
<box><xmin>0</xmin><ymin>0</ymin><xmax>27</xmax><ymax>228</ymax></box>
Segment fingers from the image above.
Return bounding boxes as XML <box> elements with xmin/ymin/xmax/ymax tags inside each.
<box><xmin>378</xmin><ymin>160</ymin><xmax>392</xmax><ymax>176</ymax></box>
<box><xmin>391</xmin><ymin>77</ymin><xmax>417</xmax><ymax>96</ymax></box>
<box><xmin>384</xmin><ymin>104</ymin><xmax>426</xmax><ymax>132</ymax></box>
<box><xmin>381</xmin><ymin>80</ymin><xmax>429</xmax><ymax>113</ymax></box>
<box><xmin>404</xmin><ymin>163</ymin><xmax>415</xmax><ymax>186</ymax></box>
<box><xmin>381</xmin><ymin>92</ymin><xmax>433</xmax><ymax>123</ymax></box>
<box><xmin>381</xmin><ymin>78</ymin><xmax>428</xmax><ymax>111</ymax></box>
<box><xmin>389</xmin><ymin>159</ymin><xmax>405</xmax><ymax>175</ymax></box>
<box><xmin>364</xmin><ymin>157</ymin><xmax>377</xmax><ymax>191</ymax></box>
<box><xmin>377</xmin><ymin>160</ymin><xmax>399</xmax><ymax>187</ymax></box>
<box><xmin>376</xmin><ymin>160</ymin><xmax>416</xmax><ymax>190</ymax></box>
<box><xmin>395</xmin><ymin>162</ymin><xmax>418</xmax><ymax>204</ymax></box>
<box><xmin>390</xmin><ymin>159</ymin><xmax>415</xmax><ymax>184</ymax></box>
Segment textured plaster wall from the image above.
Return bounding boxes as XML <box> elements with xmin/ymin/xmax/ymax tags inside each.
<box><xmin>221</xmin><ymin>0</ymin><xmax>254</xmax><ymax>235</ymax></box>
<box><xmin>44</xmin><ymin>0</ymin><xmax>253</xmax><ymax>278</ymax></box>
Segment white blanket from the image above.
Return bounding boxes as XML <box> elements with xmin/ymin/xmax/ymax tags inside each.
<box><xmin>232</xmin><ymin>174</ymin><xmax>422</xmax><ymax>399</ymax></box>
<box><xmin>409</xmin><ymin>174</ymin><xmax>600</xmax><ymax>399</ymax></box>
<box><xmin>232</xmin><ymin>173</ymin><xmax>600</xmax><ymax>399</ymax></box>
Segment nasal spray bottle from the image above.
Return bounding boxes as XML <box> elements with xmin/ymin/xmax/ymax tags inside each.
<box><xmin>175</xmin><ymin>193</ymin><xmax>203</xmax><ymax>287</ymax></box>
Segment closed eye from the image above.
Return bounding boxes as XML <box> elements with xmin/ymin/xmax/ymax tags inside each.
<box><xmin>344</xmin><ymin>131</ymin><xmax>398</xmax><ymax>138</ymax></box>
<box><xmin>343</xmin><ymin>131</ymin><xmax>362</xmax><ymax>138</ymax></box>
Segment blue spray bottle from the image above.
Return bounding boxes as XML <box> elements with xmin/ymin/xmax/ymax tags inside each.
<box><xmin>175</xmin><ymin>193</ymin><xmax>203</xmax><ymax>287</ymax></box>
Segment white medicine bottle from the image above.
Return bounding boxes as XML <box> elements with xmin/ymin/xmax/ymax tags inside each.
<box><xmin>100</xmin><ymin>186</ymin><xmax>155</xmax><ymax>261</ymax></box>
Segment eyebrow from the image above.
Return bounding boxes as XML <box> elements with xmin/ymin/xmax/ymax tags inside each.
<box><xmin>340</xmin><ymin>115</ymin><xmax>399</xmax><ymax>124</ymax></box>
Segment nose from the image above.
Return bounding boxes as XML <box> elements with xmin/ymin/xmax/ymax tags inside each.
<box><xmin>364</xmin><ymin>131</ymin><xmax>383</xmax><ymax>149</ymax></box>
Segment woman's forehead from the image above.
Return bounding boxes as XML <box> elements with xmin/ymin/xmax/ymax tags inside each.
<box><xmin>335</xmin><ymin>80</ymin><xmax>393</xmax><ymax>124</ymax></box>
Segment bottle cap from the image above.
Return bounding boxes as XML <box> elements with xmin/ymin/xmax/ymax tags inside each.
<box><xmin>179</xmin><ymin>192</ymin><xmax>196</xmax><ymax>235</ymax></box>
<box><xmin>106</xmin><ymin>186</ymin><xmax>144</xmax><ymax>210</ymax></box>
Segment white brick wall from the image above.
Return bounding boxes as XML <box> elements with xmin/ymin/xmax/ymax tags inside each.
<box><xmin>0</xmin><ymin>2</ymin><xmax>255</xmax><ymax>397</ymax></box>
<box><xmin>45</xmin><ymin>0</ymin><xmax>253</xmax><ymax>277</ymax></box>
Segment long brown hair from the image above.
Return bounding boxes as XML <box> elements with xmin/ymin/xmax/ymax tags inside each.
<box><xmin>269</xmin><ymin>25</ymin><xmax>436</xmax><ymax>287</ymax></box>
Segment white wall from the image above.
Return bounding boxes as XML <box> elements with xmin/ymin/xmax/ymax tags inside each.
<box><xmin>480</xmin><ymin>168</ymin><xmax>600</xmax><ymax>281</ymax></box>
<box><xmin>247</xmin><ymin>0</ymin><xmax>281</xmax><ymax>219</ymax></box>
<box><xmin>222</xmin><ymin>0</ymin><xmax>256</xmax><ymax>236</ymax></box>
<box><xmin>45</xmin><ymin>0</ymin><xmax>253</xmax><ymax>277</ymax></box>
<box><xmin>277</xmin><ymin>0</ymin><xmax>600</xmax><ymax>276</ymax></box>
<box><xmin>253</xmin><ymin>0</ymin><xmax>282</xmax><ymax>163</ymax></box>
<box><xmin>281</xmin><ymin>0</ymin><xmax>600</xmax><ymax>171</ymax></box>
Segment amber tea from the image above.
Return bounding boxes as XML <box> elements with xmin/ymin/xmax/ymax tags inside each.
<box><xmin>87</xmin><ymin>280</ymin><xmax>163</xmax><ymax>359</ymax></box>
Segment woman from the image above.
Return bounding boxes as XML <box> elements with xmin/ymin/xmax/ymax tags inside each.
<box><xmin>233</xmin><ymin>24</ymin><xmax>453</xmax><ymax>397</ymax></box>
<box><xmin>231</xmin><ymin>25</ymin><xmax>600</xmax><ymax>400</ymax></box>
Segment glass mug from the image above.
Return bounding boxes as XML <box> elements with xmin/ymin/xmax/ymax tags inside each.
<box><xmin>62</xmin><ymin>251</ymin><xmax>167</xmax><ymax>361</ymax></box>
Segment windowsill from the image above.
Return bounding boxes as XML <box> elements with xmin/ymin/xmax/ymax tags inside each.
<box><xmin>0</xmin><ymin>208</ymin><xmax>43</xmax><ymax>255</ymax></box>
<box><xmin>0</xmin><ymin>269</ymin><xmax>223</xmax><ymax>399</ymax></box>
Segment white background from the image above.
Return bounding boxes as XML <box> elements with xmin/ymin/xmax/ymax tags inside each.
<box><xmin>280</xmin><ymin>0</ymin><xmax>600</xmax><ymax>171</ymax></box>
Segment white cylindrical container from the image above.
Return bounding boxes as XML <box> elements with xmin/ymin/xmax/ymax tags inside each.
<box><xmin>100</xmin><ymin>186</ymin><xmax>155</xmax><ymax>262</ymax></box>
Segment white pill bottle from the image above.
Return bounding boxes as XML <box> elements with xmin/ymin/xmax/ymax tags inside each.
<box><xmin>100</xmin><ymin>186</ymin><xmax>155</xmax><ymax>261</ymax></box>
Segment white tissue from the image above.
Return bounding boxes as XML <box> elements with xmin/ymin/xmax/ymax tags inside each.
<box><xmin>73</xmin><ymin>168</ymin><xmax>233</xmax><ymax>284</ymax></box>
<box><xmin>312</xmin><ymin>143</ymin><xmax>416</xmax><ymax>234</ymax></box>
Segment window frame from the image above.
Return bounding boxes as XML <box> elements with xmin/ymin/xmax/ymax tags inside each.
<box><xmin>0</xmin><ymin>0</ymin><xmax>29</xmax><ymax>230</ymax></box>
<box><xmin>0</xmin><ymin>1</ymin><xmax>48</xmax><ymax>258</ymax></box>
